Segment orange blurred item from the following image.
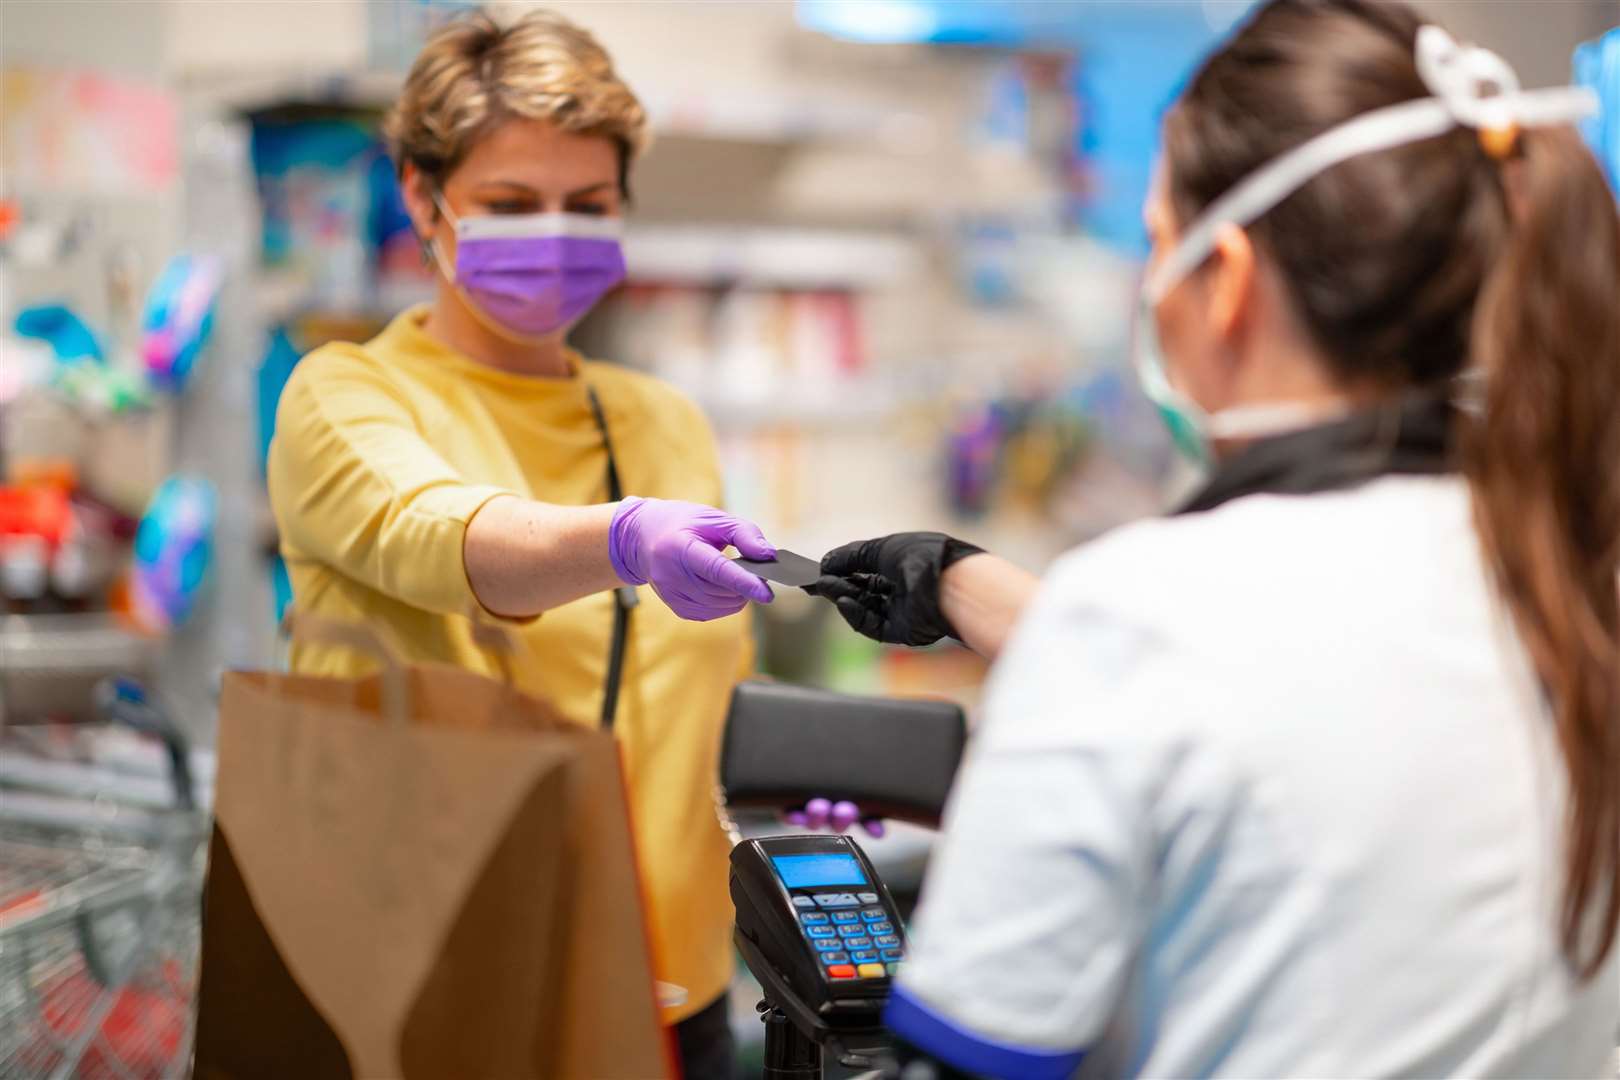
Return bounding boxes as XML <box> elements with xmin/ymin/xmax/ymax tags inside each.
<box><xmin>0</xmin><ymin>485</ymin><xmax>73</xmax><ymax>547</ymax></box>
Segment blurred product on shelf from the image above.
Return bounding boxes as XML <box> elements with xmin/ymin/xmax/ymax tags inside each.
<box><xmin>122</xmin><ymin>477</ymin><xmax>216</xmax><ymax>635</ymax></box>
<box><xmin>247</xmin><ymin>109</ymin><xmax>425</xmax><ymax>322</ymax></box>
<box><xmin>1</xmin><ymin>389</ymin><xmax>89</xmax><ymax>492</ymax></box>
<box><xmin>945</xmin><ymin>400</ymin><xmax>1002</xmax><ymax>517</ymax></box>
<box><xmin>139</xmin><ymin>254</ymin><xmax>223</xmax><ymax>392</ymax></box>
<box><xmin>0</xmin><ymin>68</ymin><xmax>181</xmax><ymax>196</ymax></box>
<box><xmin>1573</xmin><ymin>27</ymin><xmax>1619</xmax><ymax>193</ymax></box>
<box><xmin>254</xmin><ymin>328</ymin><xmax>301</xmax><ymax>474</ymax></box>
<box><xmin>13</xmin><ymin>303</ymin><xmax>105</xmax><ymax>363</ymax></box>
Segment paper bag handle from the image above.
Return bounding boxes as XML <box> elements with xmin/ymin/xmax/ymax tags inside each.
<box><xmin>280</xmin><ymin>612</ymin><xmax>410</xmax><ymax>726</ymax></box>
<box><xmin>465</xmin><ymin>606</ymin><xmax>520</xmax><ymax>687</ymax></box>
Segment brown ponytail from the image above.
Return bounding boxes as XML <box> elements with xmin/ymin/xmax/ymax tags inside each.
<box><xmin>1167</xmin><ymin>0</ymin><xmax>1620</xmax><ymax>977</ymax></box>
<box><xmin>1466</xmin><ymin>126</ymin><xmax>1620</xmax><ymax>977</ymax></box>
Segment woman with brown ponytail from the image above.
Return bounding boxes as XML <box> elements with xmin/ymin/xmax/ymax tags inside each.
<box><xmin>816</xmin><ymin>2</ymin><xmax>1620</xmax><ymax>1075</ymax></box>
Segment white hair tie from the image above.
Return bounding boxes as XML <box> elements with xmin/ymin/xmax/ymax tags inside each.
<box><xmin>1415</xmin><ymin>24</ymin><xmax>1599</xmax><ymax>158</ymax></box>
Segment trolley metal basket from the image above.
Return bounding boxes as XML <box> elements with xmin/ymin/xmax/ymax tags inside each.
<box><xmin>0</xmin><ymin>679</ymin><xmax>208</xmax><ymax>1080</ymax></box>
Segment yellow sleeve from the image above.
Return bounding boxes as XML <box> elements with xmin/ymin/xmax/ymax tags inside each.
<box><xmin>267</xmin><ymin>348</ymin><xmax>515</xmax><ymax>616</ymax></box>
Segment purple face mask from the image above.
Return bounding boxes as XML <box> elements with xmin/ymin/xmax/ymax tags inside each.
<box><xmin>433</xmin><ymin>196</ymin><xmax>627</xmax><ymax>340</ymax></box>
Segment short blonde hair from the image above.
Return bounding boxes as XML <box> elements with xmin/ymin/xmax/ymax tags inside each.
<box><xmin>383</xmin><ymin>8</ymin><xmax>648</xmax><ymax>194</ymax></box>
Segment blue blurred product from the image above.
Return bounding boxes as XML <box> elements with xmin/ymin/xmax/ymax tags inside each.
<box><xmin>130</xmin><ymin>475</ymin><xmax>216</xmax><ymax>631</ymax></box>
<box><xmin>13</xmin><ymin>303</ymin><xmax>105</xmax><ymax>364</ymax></box>
<box><xmin>256</xmin><ymin>327</ymin><xmax>302</xmax><ymax>473</ymax></box>
<box><xmin>248</xmin><ymin>114</ymin><xmax>421</xmax><ymax>310</ymax></box>
<box><xmin>271</xmin><ymin>555</ymin><xmax>293</xmax><ymax>624</ymax></box>
<box><xmin>958</xmin><ymin>219</ymin><xmax>1021</xmax><ymax>307</ymax></box>
<box><xmin>1574</xmin><ymin>28</ymin><xmax>1620</xmax><ymax>195</ymax></box>
<box><xmin>141</xmin><ymin>254</ymin><xmax>223</xmax><ymax>392</ymax></box>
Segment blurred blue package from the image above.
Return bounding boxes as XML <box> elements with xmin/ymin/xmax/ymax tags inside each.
<box><xmin>131</xmin><ymin>475</ymin><xmax>216</xmax><ymax>632</ymax></box>
<box><xmin>1574</xmin><ymin>27</ymin><xmax>1619</xmax><ymax>195</ymax></box>
<box><xmin>14</xmin><ymin>303</ymin><xmax>104</xmax><ymax>364</ymax></box>
<box><xmin>255</xmin><ymin>327</ymin><xmax>301</xmax><ymax>474</ymax></box>
<box><xmin>141</xmin><ymin>254</ymin><xmax>223</xmax><ymax>393</ymax></box>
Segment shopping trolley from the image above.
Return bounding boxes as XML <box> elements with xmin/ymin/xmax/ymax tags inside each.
<box><xmin>0</xmin><ymin>678</ymin><xmax>209</xmax><ymax>1079</ymax></box>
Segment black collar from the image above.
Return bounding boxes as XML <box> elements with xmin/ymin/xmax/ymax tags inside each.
<box><xmin>1175</xmin><ymin>393</ymin><xmax>1458</xmax><ymax>516</ymax></box>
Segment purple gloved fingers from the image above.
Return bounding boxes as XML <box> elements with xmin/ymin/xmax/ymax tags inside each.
<box><xmin>676</xmin><ymin>538</ymin><xmax>774</xmax><ymax>604</ymax></box>
<box><xmin>828</xmin><ymin>801</ymin><xmax>861</xmax><ymax>833</ymax></box>
<box><xmin>608</xmin><ymin>498</ymin><xmax>777</xmax><ymax>620</ymax></box>
<box><xmin>800</xmin><ymin>797</ymin><xmax>834</xmax><ymax>830</ymax></box>
<box><xmin>783</xmin><ymin>797</ymin><xmax>885</xmax><ymax>837</ymax></box>
<box><xmin>659</xmin><ymin>569</ymin><xmax>760</xmax><ymax>621</ymax></box>
<box><xmin>721</xmin><ymin>518</ymin><xmax>776</xmax><ymax>561</ymax></box>
<box><xmin>667</xmin><ymin>575</ymin><xmax>754</xmax><ymax>610</ymax></box>
<box><xmin>662</xmin><ymin>590</ymin><xmax>746</xmax><ymax>622</ymax></box>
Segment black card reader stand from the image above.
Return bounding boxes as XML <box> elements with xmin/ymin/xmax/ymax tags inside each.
<box><xmin>739</xmin><ymin>930</ymin><xmax>890</xmax><ymax>1078</ymax></box>
<box><xmin>731</xmin><ymin>836</ymin><xmax>904</xmax><ymax>1080</ymax></box>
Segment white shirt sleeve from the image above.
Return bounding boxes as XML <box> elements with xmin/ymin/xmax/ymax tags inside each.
<box><xmin>887</xmin><ymin>557</ymin><xmax>1210</xmax><ymax>1077</ymax></box>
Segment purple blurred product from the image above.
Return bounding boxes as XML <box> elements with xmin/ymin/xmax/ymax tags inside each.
<box><xmin>432</xmin><ymin>197</ymin><xmax>626</xmax><ymax>339</ymax></box>
<box><xmin>946</xmin><ymin>403</ymin><xmax>1002</xmax><ymax>517</ymax></box>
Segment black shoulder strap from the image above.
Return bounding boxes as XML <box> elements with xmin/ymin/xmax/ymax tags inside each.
<box><xmin>586</xmin><ymin>386</ymin><xmax>637</xmax><ymax>731</ymax></box>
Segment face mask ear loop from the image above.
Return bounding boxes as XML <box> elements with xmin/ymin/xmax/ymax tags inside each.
<box><xmin>425</xmin><ymin>189</ymin><xmax>459</xmax><ymax>286</ymax></box>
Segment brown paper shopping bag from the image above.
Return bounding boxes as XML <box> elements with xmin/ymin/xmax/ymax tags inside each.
<box><xmin>194</xmin><ymin>616</ymin><xmax>671</xmax><ymax>1080</ymax></box>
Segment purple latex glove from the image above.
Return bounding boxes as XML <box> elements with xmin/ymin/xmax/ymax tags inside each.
<box><xmin>783</xmin><ymin>798</ymin><xmax>886</xmax><ymax>839</ymax></box>
<box><xmin>609</xmin><ymin>497</ymin><xmax>775</xmax><ymax>621</ymax></box>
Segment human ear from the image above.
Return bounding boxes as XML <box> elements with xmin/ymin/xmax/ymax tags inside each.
<box><xmin>399</xmin><ymin>162</ymin><xmax>439</xmax><ymax>242</ymax></box>
<box><xmin>1209</xmin><ymin>222</ymin><xmax>1256</xmax><ymax>344</ymax></box>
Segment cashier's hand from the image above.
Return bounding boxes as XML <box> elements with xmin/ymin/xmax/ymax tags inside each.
<box><xmin>814</xmin><ymin>533</ymin><xmax>984</xmax><ymax>646</ymax></box>
<box><xmin>609</xmin><ymin>497</ymin><xmax>775</xmax><ymax>621</ymax></box>
<box><xmin>784</xmin><ymin>798</ymin><xmax>886</xmax><ymax>839</ymax></box>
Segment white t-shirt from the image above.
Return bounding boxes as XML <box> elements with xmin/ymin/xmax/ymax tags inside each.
<box><xmin>889</xmin><ymin>476</ymin><xmax>1618</xmax><ymax>1079</ymax></box>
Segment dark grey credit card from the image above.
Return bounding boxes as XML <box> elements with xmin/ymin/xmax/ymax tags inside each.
<box><xmin>732</xmin><ymin>549</ymin><xmax>822</xmax><ymax>589</ymax></box>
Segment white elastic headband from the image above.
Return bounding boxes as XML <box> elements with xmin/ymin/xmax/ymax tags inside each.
<box><xmin>1146</xmin><ymin>26</ymin><xmax>1600</xmax><ymax>300</ymax></box>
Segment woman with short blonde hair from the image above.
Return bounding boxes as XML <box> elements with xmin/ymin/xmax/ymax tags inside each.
<box><xmin>270</xmin><ymin>10</ymin><xmax>770</xmax><ymax>1075</ymax></box>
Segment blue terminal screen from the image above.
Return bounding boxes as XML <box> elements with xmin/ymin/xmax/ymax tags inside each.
<box><xmin>771</xmin><ymin>853</ymin><xmax>868</xmax><ymax>889</ymax></box>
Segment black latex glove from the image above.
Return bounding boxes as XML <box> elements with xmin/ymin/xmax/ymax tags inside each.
<box><xmin>814</xmin><ymin>533</ymin><xmax>985</xmax><ymax>646</ymax></box>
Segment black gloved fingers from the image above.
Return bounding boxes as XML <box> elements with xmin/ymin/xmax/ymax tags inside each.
<box><xmin>820</xmin><ymin>538</ymin><xmax>887</xmax><ymax>578</ymax></box>
<box><xmin>813</xmin><ymin>575</ymin><xmax>862</xmax><ymax>603</ymax></box>
<box><xmin>855</xmin><ymin>572</ymin><xmax>894</xmax><ymax>596</ymax></box>
<box><xmin>834</xmin><ymin>595</ymin><xmax>890</xmax><ymax>641</ymax></box>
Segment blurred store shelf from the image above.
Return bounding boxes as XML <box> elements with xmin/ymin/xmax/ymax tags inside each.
<box><xmin>685</xmin><ymin>379</ymin><xmax>917</xmax><ymax>431</ymax></box>
<box><xmin>186</xmin><ymin>69</ymin><xmax>933</xmax><ymax>149</ymax></box>
<box><xmin>0</xmin><ymin>614</ymin><xmax>159</xmax><ymax>722</ymax></box>
<box><xmin>624</xmin><ymin>225</ymin><xmax>922</xmax><ymax>290</ymax></box>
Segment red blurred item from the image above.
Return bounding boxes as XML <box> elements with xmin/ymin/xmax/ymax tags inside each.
<box><xmin>40</xmin><ymin>961</ymin><xmax>188</xmax><ymax>1078</ymax></box>
<box><xmin>0</xmin><ymin>485</ymin><xmax>74</xmax><ymax>548</ymax></box>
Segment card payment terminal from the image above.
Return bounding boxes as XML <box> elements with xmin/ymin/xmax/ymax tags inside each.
<box><xmin>731</xmin><ymin>834</ymin><xmax>906</xmax><ymax>1074</ymax></box>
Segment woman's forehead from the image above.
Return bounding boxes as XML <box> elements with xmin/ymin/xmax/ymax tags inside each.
<box><xmin>452</xmin><ymin>117</ymin><xmax>618</xmax><ymax>189</ymax></box>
